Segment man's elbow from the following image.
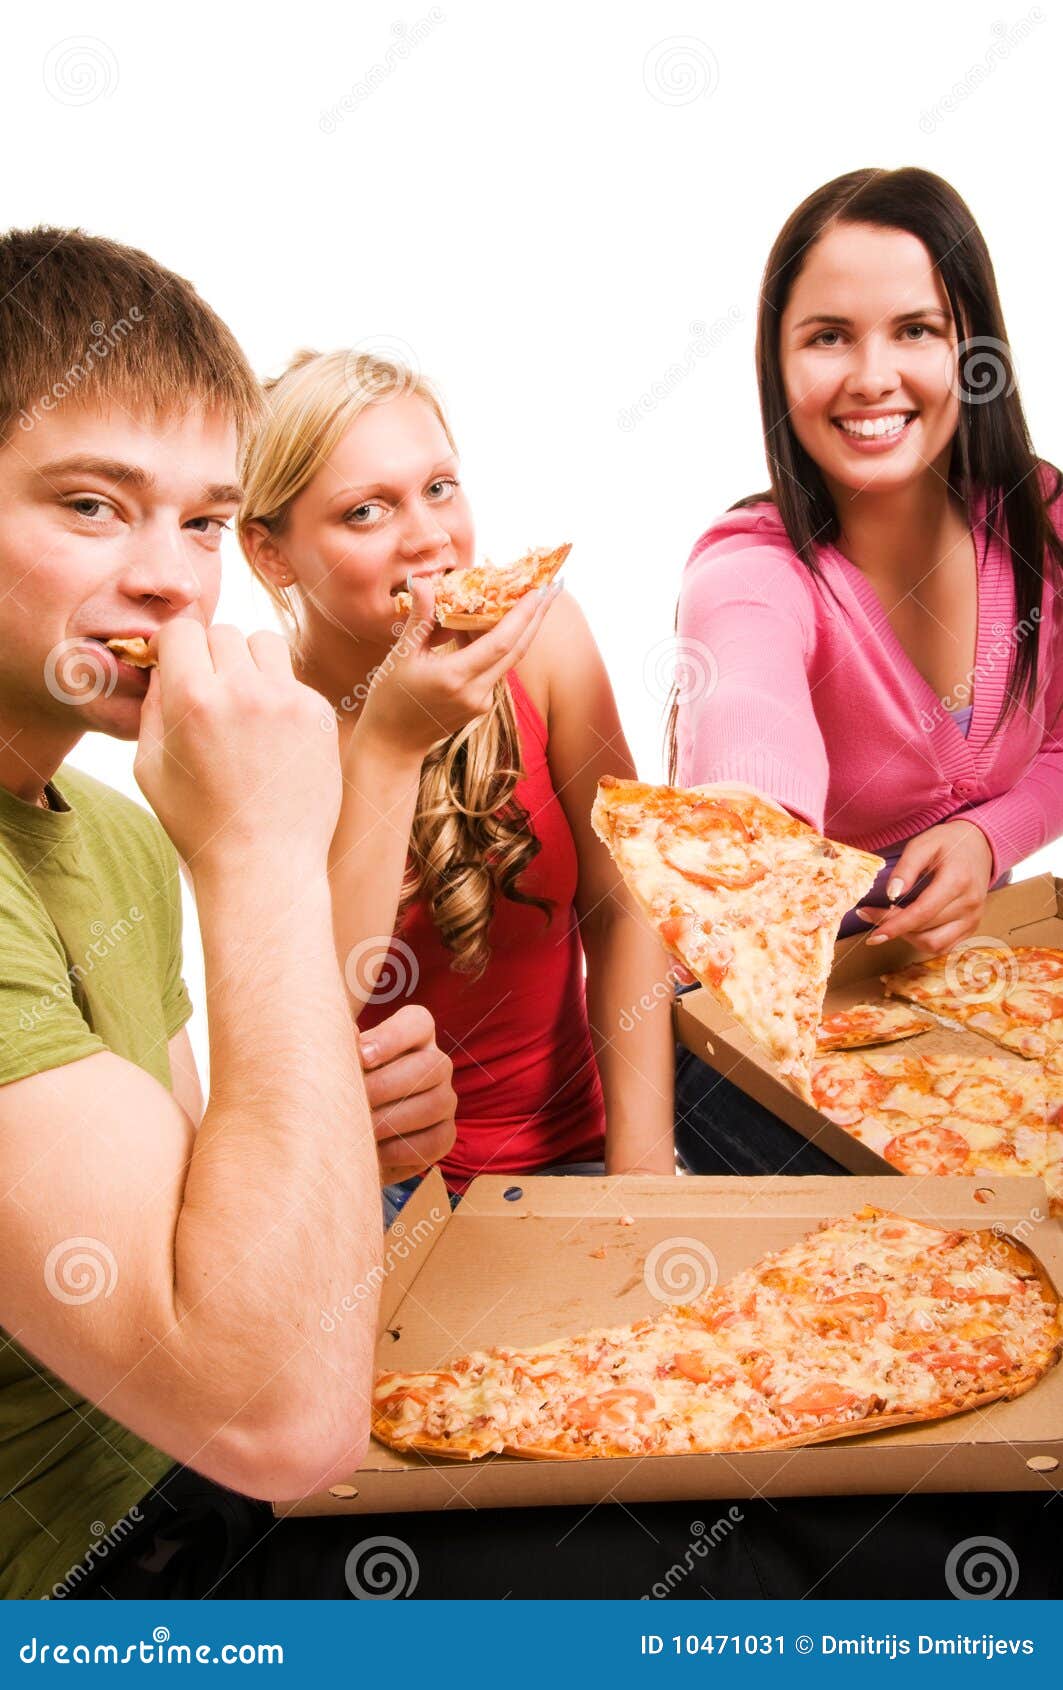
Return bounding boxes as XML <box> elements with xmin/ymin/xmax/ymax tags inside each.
<box><xmin>194</xmin><ymin>1412</ymin><xmax>371</xmax><ymax>1504</ymax></box>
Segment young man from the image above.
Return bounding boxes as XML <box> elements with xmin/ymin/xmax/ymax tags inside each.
<box><xmin>0</xmin><ymin>228</ymin><xmax>456</xmax><ymax>1599</ymax></box>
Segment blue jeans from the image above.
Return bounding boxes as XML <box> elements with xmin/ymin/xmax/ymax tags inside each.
<box><xmin>674</xmin><ymin>1042</ymin><xmax>846</xmax><ymax>1176</ymax></box>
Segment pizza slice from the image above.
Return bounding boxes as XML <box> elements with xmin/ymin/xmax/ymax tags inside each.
<box><xmin>591</xmin><ymin>778</ymin><xmax>883</xmax><ymax>1097</ymax></box>
<box><xmin>372</xmin><ymin>1206</ymin><xmax>1063</xmax><ymax>1462</ymax></box>
<box><xmin>816</xmin><ymin>1001</ymin><xmax>935</xmax><ymax>1052</ymax></box>
<box><xmin>393</xmin><ymin>543</ymin><xmax>570</xmax><ymax>630</ymax></box>
<box><xmin>883</xmin><ymin>945</ymin><xmax>1063</xmax><ymax>1062</ymax></box>
<box><xmin>105</xmin><ymin>636</ymin><xmax>156</xmax><ymax>668</ymax></box>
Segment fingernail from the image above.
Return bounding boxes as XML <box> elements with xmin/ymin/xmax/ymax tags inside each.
<box><xmin>360</xmin><ymin>1040</ymin><xmax>379</xmax><ymax>1065</ymax></box>
<box><xmin>405</xmin><ymin>573</ymin><xmax>413</xmax><ymax>593</ymax></box>
<box><xmin>867</xmin><ymin>933</ymin><xmax>887</xmax><ymax>945</ymax></box>
<box><xmin>886</xmin><ymin>878</ymin><xmax>904</xmax><ymax>901</ymax></box>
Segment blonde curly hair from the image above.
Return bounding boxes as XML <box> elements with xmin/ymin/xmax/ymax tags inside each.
<box><xmin>238</xmin><ymin>349</ymin><xmax>550</xmax><ymax>976</ymax></box>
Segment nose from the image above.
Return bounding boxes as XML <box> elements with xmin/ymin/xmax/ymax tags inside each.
<box><xmin>843</xmin><ymin>332</ymin><xmax>900</xmax><ymax>402</ymax></box>
<box><xmin>398</xmin><ymin>500</ymin><xmax>450</xmax><ymax>561</ymax></box>
<box><xmin>116</xmin><ymin>520</ymin><xmax>205</xmax><ymax>612</ymax></box>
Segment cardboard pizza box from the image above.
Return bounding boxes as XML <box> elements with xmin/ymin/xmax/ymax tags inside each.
<box><xmin>674</xmin><ymin>872</ymin><xmax>1063</xmax><ymax>1185</ymax></box>
<box><xmin>275</xmin><ymin>1167</ymin><xmax>1063</xmax><ymax>1518</ymax></box>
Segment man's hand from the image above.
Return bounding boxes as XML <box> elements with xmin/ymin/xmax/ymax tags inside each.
<box><xmin>135</xmin><ymin>622</ymin><xmax>341</xmax><ymax>874</ymax></box>
<box><xmin>856</xmin><ymin>819</ymin><xmax>995</xmax><ymax>956</ymax></box>
<box><xmin>359</xmin><ymin>1004</ymin><xmax>457</xmax><ymax>1183</ymax></box>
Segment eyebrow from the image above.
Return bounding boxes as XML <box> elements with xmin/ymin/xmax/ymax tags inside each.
<box><xmin>329</xmin><ymin>459</ymin><xmax>459</xmax><ymax>505</ymax></box>
<box><xmin>791</xmin><ymin>307</ymin><xmax>952</xmax><ymax>332</ymax></box>
<box><xmin>38</xmin><ymin>456</ymin><xmax>242</xmax><ymax>504</ymax></box>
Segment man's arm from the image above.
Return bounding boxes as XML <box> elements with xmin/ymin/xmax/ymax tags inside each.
<box><xmin>1</xmin><ymin>624</ymin><xmax>381</xmax><ymax>1503</ymax></box>
<box><xmin>167</xmin><ymin>1027</ymin><xmax>204</xmax><ymax>1124</ymax></box>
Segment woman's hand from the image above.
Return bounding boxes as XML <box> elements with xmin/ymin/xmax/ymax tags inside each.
<box><xmin>358</xmin><ymin>1004</ymin><xmax>458</xmax><ymax>1185</ymax></box>
<box><xmin>355</xmin><ymin>574</ymin><xmax>557</xmax><ymax>763</ymax></box>
<box><xmin>856</xmin><ymin>819</ymin><xmax>995</xmax><ymax>956</ymax></box>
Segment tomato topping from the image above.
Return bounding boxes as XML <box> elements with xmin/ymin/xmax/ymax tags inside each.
<box><xmin>883</xmin><ymin>1124</ymin><xmax>971</xmax><ymax>1176</ymax></box>
<box><xmin>659</xmin><ymin>915</ymin><xmax>686</xmax><ymax>949</ymax></box>
<box><xmin>661</xmin><ymin>849</ymin><xmax>767</xmax><ymax>892</ymax></box>
<box><xmin>931</xmin><ymin>1276</ymin><xmax>1013</xmax><ymax>1306</ymax></box>
<box><xmin>568</xmin><ymin>1388</ymin><xmax>656</xmax><ymax>1431</ymax></box>
<box><xmin>911</xmin><ymin>1341</ymin><xmax>1012</xmax><ymax>1374</ymax></box>
<box><xmin>1003</xmin><ymin>989</ymin><xmax>1063</xmax><ymax>1025</ymax></box>
<box><xmin>673</xmin><ymin>1352</ymin><xmax>720</xmax><ymax>1384</ymax></box>
<box><xmin>778</xmin><ymin>1382</ymin><xmax>860</xmax><ymax>1416</ymax></box>
<box><xmin>813</xmin><ymin>1292</ymin><xmax>888</xmax><ymax>1329</ymax></box>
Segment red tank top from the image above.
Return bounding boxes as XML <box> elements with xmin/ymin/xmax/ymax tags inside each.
<box><xmin>358</xmin><ymin>673</ymin><xmax>606</xmax><ymax>1192</ymax></box>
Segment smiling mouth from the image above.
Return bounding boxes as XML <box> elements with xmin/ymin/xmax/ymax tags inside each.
<box><xmin>832</xmin><ymin>411</ymin><xmax>917</xmax><ymax>442</ymax></box>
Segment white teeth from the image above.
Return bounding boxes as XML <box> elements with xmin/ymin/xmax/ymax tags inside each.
<box><xmin>837</xmin><ymin>414</ymin><xmax>911</xmax><ymax>439</ymax></box>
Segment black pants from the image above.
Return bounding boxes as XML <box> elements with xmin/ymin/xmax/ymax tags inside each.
<box><xmin>675</xmin><ymin>1043</ymin><xmax>846</xmax><ymax>1176</ymax></box>
<box><xmin>64</xmin><ymin>1463</ymin><xmax>1061</xmax><ymax>1600</ymax></box>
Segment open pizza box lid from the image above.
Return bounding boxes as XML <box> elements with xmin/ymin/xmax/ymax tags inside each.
<box><xmin>674</xmin><ymin>873</ymin><xmax>1063</xmax><ymax>1179</ymax></box>
<box><xmin>275</xmin><ymin>1167</ymin><xmax>1063</xmax><ymax>1518</ymax></box>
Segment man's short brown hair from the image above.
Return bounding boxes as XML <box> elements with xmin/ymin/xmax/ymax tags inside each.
<box><xmin>0</xmin><ymin>226</ymin><xmax>262</xmax><ymax>445</ymax></box>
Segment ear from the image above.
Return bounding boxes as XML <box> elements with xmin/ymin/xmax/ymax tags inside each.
<box><xmin>242</xmin><ymin>520</ymin><xmax>296</xmax><ymax>590</ymax></box>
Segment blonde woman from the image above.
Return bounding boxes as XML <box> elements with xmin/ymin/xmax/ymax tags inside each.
<box><xmin>239</xmin><ymin>353</ymin><xmax>675</xmax><ymax>1204</ymax></box>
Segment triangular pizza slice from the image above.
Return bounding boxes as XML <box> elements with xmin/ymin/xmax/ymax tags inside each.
<box><xmin>393</xmin><ymin>542</ymin><xmax>570</xmax><ymax>630</ymax></box>
<box><xmin>591</xmin><ymin>778</ymin><xmax>883</xmax><ymax>1097</ymax></box>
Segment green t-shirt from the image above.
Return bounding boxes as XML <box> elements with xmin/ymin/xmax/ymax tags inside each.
<box><xmin>0</xmin><ymin>765</ymin><xmax>192</xmax><ymax>1599</ymax></box>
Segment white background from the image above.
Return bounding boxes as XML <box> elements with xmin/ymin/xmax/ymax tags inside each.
<box><xmin>6</xmin><ymin>0</ymin><xmax>1061</xmax><ymax>1077</ymax></box>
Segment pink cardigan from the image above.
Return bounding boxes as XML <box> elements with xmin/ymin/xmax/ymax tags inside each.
<box><xmin>676</xmin><ymin>499</ymin><xmax>1063</xmax><ymax>879</ymax></box>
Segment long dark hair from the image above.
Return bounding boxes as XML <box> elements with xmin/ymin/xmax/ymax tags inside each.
<box><xmin>666</xmin><ymin>166</ymin><xmax>1063</xmax><ymax>780</ymax></box>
